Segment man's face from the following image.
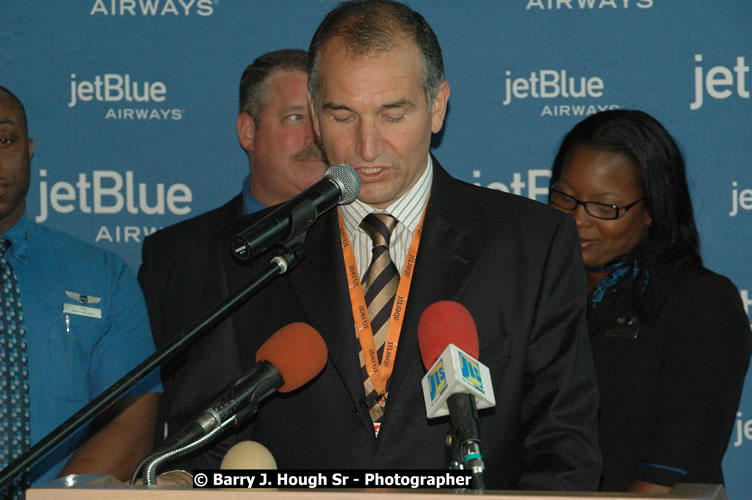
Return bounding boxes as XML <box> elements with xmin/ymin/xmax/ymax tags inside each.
<box><xmin>242</xmin><ymin>70</ymin><xmax>327</xmax><ymax>207</ymax></box>
<box><xmin>0</xmin><ymin>92</ymin><xmax>33</xmax><ymax>234</ymax></box>
<box><xmin>311</xmin><ymin>39</ymin><xmax>449</xmax><ymax>209</ymax></box>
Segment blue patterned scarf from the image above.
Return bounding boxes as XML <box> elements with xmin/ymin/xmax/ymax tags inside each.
<box><xmin>589</xmin><ymin>259</ymin><xmax>649</xmax><ymax>308</ymax></box>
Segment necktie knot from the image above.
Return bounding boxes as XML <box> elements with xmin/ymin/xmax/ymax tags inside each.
<box><xmin>0</xmin><ymin>238</ymin><xmax>11</xmax><ymax>257</ymax></box>
<box><xmin>360</xmin><ymin>213</ymin><xmax>397</xmax><ymax>249</ymax></box>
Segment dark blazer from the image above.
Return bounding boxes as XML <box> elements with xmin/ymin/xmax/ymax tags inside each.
<box><xmin>170</xmin><ymin>160</ymin><xmax>601</xmax><ymax>490</ymax></box>
<box><xmin>589</xmin><ymin>259</ymin><xmax>751</xmax><ymax>490</ymax></box>
<box><xmin>138</xmin><ymin>194</ymin><xmax>243</xmax><ymax>437</ymax></box>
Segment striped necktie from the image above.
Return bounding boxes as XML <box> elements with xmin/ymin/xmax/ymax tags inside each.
<box><xmin>0</xmin><ymin>238</ymin><xmax>31</xmax><ymax>498</ymax></box>
<box><xmin>359</xmin><ymin>213</ymin><xmax>400</xmax><ymax>425</ymax></box>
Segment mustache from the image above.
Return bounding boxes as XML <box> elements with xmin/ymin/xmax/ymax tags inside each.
<box><xmin>291</xmin><ymin>144</ymin><xmax>326</xmax><ymax>162</ymax></box>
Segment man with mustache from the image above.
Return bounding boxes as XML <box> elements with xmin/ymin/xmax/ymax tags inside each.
<box><xmin>138</xmin><ymin>49</ymin><xmax>327</xmax><ymax>444</ymax></box>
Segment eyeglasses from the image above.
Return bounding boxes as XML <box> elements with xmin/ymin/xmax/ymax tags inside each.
<box><xmin>549</xmin><ymin>189</ymin><xmax>644</xmax><ymax>220</ymax></box>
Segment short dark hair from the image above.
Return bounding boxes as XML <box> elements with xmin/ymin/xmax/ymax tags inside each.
<box><xmin>238</xmin><ymin>49</ymin><xmax>308</xmax><ymax>124</ymax></box>
<box><xmin>550</xmin><ymin>109</ymin><xmax>701</xmax><ymax>264</ymax></box>
<box><xmin>0</xmin><ymin>85</ymin><xmax>29</xmax><ymax>137</ymax></box>
<box><xmin>307</xmin><ymin>0</ymin><xmax>445</xmax><ymax>110</ymax></box>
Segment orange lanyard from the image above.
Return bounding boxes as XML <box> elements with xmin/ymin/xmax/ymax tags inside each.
<box><xmin>338</xmin><ymin>208</ymin><xmax>426</xmax><ymax>395</ymax></box>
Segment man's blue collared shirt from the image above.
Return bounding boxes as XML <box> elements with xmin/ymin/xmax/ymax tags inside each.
<box><xmin>2</xmin><ymin>215</ymin><xmax>161</xmax><ymax>486</ymax></box>
<box><xmin>241</xmin><ymin>175</ymin><xmax>266</xmax><ymax>215</ymax></box>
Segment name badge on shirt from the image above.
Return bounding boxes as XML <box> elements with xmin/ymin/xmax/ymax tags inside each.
<box><xmin>604</xmin><ymin>315</ymin><xmax>640</xmax><ymax>340</ymax></box>
<box><xmin>63</xmin><ymin>302</ymin><xmax>102</xmax><ymax>319</ymax></box>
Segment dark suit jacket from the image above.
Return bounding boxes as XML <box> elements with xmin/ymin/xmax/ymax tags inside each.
<box><xmin>589</xmin><ymin>259</ymin><xmax>751</xmax><ymax>490</ymax></box>
<box><xmin>170</xmin><ymin>161</ymin><xmax>601</xmax><ymax>490</ymax></box>
<box><xmin>138</xmin><ymin>194</ymin><xmax>243</xmax><ymax>438</ymax></box>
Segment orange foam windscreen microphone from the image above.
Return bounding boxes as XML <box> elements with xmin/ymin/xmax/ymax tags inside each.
<box><xmin>166</xmin><ymin>322</ymin><xmax>327</xmax><ymax>449</ymax></box>
<box><xmin>418</xmin><ymin>300</ymin><xmax>480</xmax><ymax>370</ymax></box>
<box><xmin>256</xmin><ymin>321</ymin><xmax>328</xmax><ymax>392</ymax></box>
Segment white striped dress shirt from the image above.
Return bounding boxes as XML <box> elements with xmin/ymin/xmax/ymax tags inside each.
<box><xmin>339</xmin><ymin>154</ymin><xmax>433</xmax><ymax>279</ymax></box>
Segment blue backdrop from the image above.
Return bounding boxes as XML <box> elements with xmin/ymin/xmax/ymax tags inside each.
<box><xmin>2</xmin><ymin>1</ymin><xmax>750</xmax><ymax>495</ymax></box>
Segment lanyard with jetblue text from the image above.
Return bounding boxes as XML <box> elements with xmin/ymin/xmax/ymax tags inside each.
<box><xmin>338</xmin><ymin>208</ymin><xmax>426</xmax><ymax>397</ymax></box>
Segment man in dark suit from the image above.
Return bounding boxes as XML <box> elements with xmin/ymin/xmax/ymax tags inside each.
<box><xmin>138</xmin><ymin>49</ymin><xmax>327</xmax><ymax>442</ymax></box>
<box><xmin>169</xmin><ymin>0</ymin><xmax>601</xmax><ymax>490</ymax></box>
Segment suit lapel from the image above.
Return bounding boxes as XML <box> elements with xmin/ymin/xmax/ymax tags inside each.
<box><xmin>386</xmin><ymin>160</ymin><xmax>489</xmax><ymax>410</ymax></box>
<box><xmin>286</xmin><ymin>210</ymin><xmax>368</xmax><ymax>411</ymax></box>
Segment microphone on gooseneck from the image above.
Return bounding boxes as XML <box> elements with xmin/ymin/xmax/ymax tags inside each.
<box><xmin>166</xmin><ymin>322</ymin><xmax>328</xmax><ymax>449</ymax></box>
<box><xmin>418</xmin><ymin>301</ymin><xmax>495</xmax><ymax>491</ymax></box>
<box><xmin>232</xmin><ymin>163</ymin><xmax>360</xmax><ymax>262</ymax></box>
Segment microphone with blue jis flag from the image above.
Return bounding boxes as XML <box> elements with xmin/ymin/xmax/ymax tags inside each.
<box><xmin>421</xmin><ymin>343</ymin><xmax>495</xmax><ymax>419</ymax></box>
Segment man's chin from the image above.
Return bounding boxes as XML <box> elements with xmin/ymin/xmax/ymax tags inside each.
<box><xmin>356</xmin><ymin>189</ymin><xmax>394</xmax><ymax>209</ymax></box>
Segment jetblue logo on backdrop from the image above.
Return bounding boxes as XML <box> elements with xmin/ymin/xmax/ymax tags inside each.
<box><xmin>502</xmin><ymin>69</ymin><xmax>622</xmax><ymax>117</ymax></box>
<box><xmin>69</xmin><ymin>74</ymin><xmax>166</xmax><ymax>107</ymax></box>
<box><xmin>35</xmin><ymin>169</ymin><xmax>193</xmax><ymax>244</ymax></box>
<box><xmin>732</xmin><ymin>412</ymin><xmax>752</xmax><ymax>448</ymax></box>
<box><xmin>740</xmin><ymin>289</ymin><xmax>751</xmax><ymax>329</ymax></box>
<box><xmin>472</xmin><ymin>169</ymin><xmax>551</xmax><ymax>201</ymax></box>
<box><xmin>90</xmin><ymin>0</ymin><xmax>215</xmax><ymax>16</ymax></box>
<box><xmin>68</xmin><ymin>73</ymin><xmax>184</xmax><ymax>120</ymax></box>
<box><xmin>730</xmin><ymin>182</ymin><xmax>752</xmax><ymax>217</ymax></box>
<box><xmin>691</xmin><ymin>55</ymin><xmax>750</xmax><ymax>110</ymax></box>
<box><xmin>526</xmin><ymin>0</ymin><xmax>653</xmax><ymax>10</ymax></box>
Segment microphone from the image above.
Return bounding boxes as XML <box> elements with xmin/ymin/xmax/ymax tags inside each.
<box><xmin>418</xmin><ymin>301</ymin><xmax>495</xmax><ymax>490</ymax></box>
<box><xmin>220</xmin><ymin>441</ymin><xmax>277</xmax><ymax>470</ymax></box>
<box><xmin>166</xmin><ymin>322</ymin><xmax>328</xmax><ymax>449</ymax></box>
<box><xmin>232</xmin><ymin>164</ymin><xmax>360</xmax><ymax>262</ymax></box>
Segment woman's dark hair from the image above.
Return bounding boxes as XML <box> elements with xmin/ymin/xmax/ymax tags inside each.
<box><xmin>550</xmin><ymin>109</ymin><xmax>701</xmax><ymax>264</ymax></box>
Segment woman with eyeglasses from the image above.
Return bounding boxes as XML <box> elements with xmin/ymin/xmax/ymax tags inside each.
<box><xmin>549</xmin><ymin>109</ymin><xmax>750</xmax><ymax>493</ymax></box>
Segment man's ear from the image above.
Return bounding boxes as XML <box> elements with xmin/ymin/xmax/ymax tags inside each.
<box><xmin>308</xmin><ymin>91</ymin><xmax>321</xmax><ymax>139</ymax></box>
<box><xmin>237</xmin><ymin>112</ymin><xmax>255</xmax><ymax>152</ymax></box>
<box><xmin>430</xmin><ymin>80</ymin><xmax>450</xmax><ymax>134</ymax></box>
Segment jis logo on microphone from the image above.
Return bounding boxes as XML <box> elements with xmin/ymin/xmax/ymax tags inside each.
<box><xmin>428</xmin><ymin>361</ymin><xmax>447</xmax><ymax>402</ymax></box>
<box><xmin>459</xmin><ymin>352</ymin><xmax>484</xmax><ymax>394</ymax></box>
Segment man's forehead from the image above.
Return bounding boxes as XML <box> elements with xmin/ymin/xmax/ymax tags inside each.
<box><xmin>318</xmin><ymin>39</ymin><xmax>421</xmax><ymax>85</ymax></box>
<box><xmin>0</xmin><ymin>93</ymin><xmax>25</xmax><ymax>127</ymax></box>
<box><xmin>269</xmin><ymin>68</ymin><xmax>307</xmax><ymax>81</ymax></box>
<box><xmin>318</xmin><ymin>47</ymin><xmax>424</xmax><ymax>106</ymax></box>
<box><xmin>321</xmin><ymin>33</ymin><xmax>415</xmax><ymax>61</ymax></box>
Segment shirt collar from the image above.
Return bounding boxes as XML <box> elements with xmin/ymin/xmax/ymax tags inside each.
<box><xmin>241</xmin><ymin>174</ymin><xmax>266</xmax><ymax>215</ymax></box>
<box><xmin>1</xmin><ymin>214</ymin><xmax>32</xmax><ymax>263</ymax></box>
<box><xmin>339</xmin><ymin>154</ymin><xmax>433</xmax><ymax>236</ymax></box>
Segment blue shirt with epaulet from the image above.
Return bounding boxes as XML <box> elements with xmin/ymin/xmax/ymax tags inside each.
<box><xmin>2</xmin><ymin>214</ymin><xmax>162</xmax><ymax>486</ymax></box>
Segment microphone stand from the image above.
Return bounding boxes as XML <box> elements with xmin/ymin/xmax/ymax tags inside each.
<box><xmin>141</xmin><ymin>414</ymin><xmax>237</xmax><ymax>486</ymax></box>
<box><xmin>447</xmin><ymin>395</ymin><xmax>485</xmax><ymax>492</ymax></box>
<box><xmin>131</xmin><ymin>363</ymin><xmax>279</xmax><ymax>484</ymax></box>
<box><xmin>0</xmin><ymin>233</ymin><xmax>308</xmax><ymax>490</ymax></box>
<box><xmin>444</xmin><ymin>431</ymin><xmax>462</xmax><ymax>471</ymax></box>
